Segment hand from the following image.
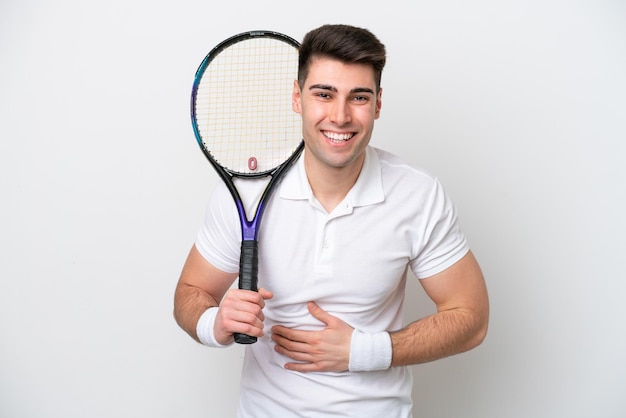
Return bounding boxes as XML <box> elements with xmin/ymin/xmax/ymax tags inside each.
<box><xmin>271</xmin><ymin>302</ymin><xmax>353</xmax><ymax>373</ymax></box>
<box><xmin>213</xmin><ymin>287</ymin><xmax>273</xmax><ymax>345</ymax></box>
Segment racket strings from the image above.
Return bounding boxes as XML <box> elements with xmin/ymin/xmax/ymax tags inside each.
<box><xmin>194</xmin><ymin>37</ymin><xmax>301</xmax><ymax>175</ymax></box>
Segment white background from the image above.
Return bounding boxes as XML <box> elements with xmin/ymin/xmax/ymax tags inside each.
<box><xmin>1</xmin><ymin>1</ymin><xmax>625</xmax><ymax>417</ymax></box>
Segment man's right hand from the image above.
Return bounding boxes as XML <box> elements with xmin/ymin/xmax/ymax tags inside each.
<box><xmin>214</xmin><ymin>287</ymin><xmax>274</xmax><ymax>345</ymax></box>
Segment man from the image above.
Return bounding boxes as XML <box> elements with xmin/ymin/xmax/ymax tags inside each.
<box><xmin>174</xmin><ymin>24</ymin><xmax>489</xmax><ymax>417</ymax></box>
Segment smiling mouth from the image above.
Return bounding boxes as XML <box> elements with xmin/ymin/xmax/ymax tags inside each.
<box><xmin>323</xmin><ymin>131</ymin><xmax>355</xmax><ymax>143</ymax></box>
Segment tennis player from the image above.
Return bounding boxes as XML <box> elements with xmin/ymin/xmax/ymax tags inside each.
<box><xmin>174</xmin><ymin>23</ymin><xmax>489</xmax><ymax>417</ymax></box>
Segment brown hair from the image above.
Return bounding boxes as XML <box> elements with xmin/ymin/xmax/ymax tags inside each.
<box><xmin>298</xmin><ymin>24</ymin><xmax>386</xmax><ymax>91</ymax></box>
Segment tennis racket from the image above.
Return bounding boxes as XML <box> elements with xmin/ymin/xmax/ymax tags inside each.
<box><xmin>190</xmin><ymin>31</ymin><xmax>304</xmax><ymax>344</ymax></box>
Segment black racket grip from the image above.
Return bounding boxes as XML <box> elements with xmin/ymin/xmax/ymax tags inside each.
<box><xmin>238</xmin><ymin>240</ymin><xmax>259</xmax><ymax>292</ymax></box>
<box><xmin>234</xmin><ymin>240</ymin><xmax>259</xmax><ymax>344</ymax></box>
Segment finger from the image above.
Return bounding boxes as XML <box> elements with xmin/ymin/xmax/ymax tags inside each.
<box><xmin>271</xmin><ymin>325</ymin><xmax>309</xmax><ymax>344</ymax></box>
<box><xmin>271</xmin><ymin>327</ymin><xmax>298</xmax><ymax>348</ymax></box>
<box><xmin>258</xmin><ymin>287</ymin><xmax>274</xmax><ymax>301</ymax></box>
<box><xmin>307</xmin><ymin>301</ymin><xmax>335</xmax><ymax>325</ymax></box>
<box><xmin>284</xmin><ymin>361</ymin><xmax>324</xmax><ymax>373</ymax></box>
<box><xmin>223</xmin><ymin>288</ymin><xmax>262</xmax><ymax>304</ymax></box>
<box><xmin>220</xmin><ymin>290</ymin><xmax>269</xmax><ymax>327</ymax></box>
<box><xmin>273</xmin><ymin>339</ymin><xmax>310</xmax><ymax>357</ymax></box>
<box><xmin>218</xmin><ymin>305</ymin><xmax>265</xmax><ymax>333</ymax></box>
<box><xmin>223</xmin><ymin>289</ymin><xmax>266</xmax><ymax>313</ymax></box>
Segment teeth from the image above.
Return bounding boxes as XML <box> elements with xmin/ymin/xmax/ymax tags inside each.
<box><xmin>324</xmin><ymin>131</ymin><xmax>353</xmax><ymax>142</ymax></box>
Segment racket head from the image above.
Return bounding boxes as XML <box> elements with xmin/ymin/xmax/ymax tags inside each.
<box><xmin>191</xmin><ymin>31</ymin><xmax>302</xmax><ymax>177</ymax></box>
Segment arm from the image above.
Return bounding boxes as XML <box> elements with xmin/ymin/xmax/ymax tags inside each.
<box><xmin>271</xmin><ymin>250</ymin><xmax>488</xmax><ymax>371</ymax></box>
<box><xmin>390</xmin><ymin>250</ymin><xmax>489</xmax><ymax>366</ymax></box>
<box><xmin>173</xmin><ymin>244</ymin><xmax>272</xmax><ymax>344</ymax></box>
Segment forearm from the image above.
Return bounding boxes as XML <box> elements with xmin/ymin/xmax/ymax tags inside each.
<box><xmin>173</xmin><ymin>283</ymin><xmax>219</xmax><ymax>343</ymax></box>
<box><xmin>174</xmin><ymin>245</ymin><xmax>237</xmax><ymax>342</ymax></box>
<box><xmin>390</xmin><ymin>308</ymin><xmax>488</xmax><ymax>367</ymax></box>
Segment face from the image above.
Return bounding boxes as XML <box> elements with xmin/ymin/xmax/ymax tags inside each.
<box><xmin>292</xmin><ymin>57</ymin><xmax>382</xmax><ymax>176</ymax></box>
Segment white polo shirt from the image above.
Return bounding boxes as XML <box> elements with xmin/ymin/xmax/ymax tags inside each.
<box><xmin>196</xmin><ymin>146</ymin><xmax>469</xmax><ymax>417</ymax></box>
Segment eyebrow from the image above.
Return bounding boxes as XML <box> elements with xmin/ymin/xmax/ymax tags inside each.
<box><xmin>309</xmin><ymin>84</ymin><xmax>375</xmax><ymax>95</ymax></box>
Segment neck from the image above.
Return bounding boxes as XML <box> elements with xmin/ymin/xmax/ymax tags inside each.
<box><xmin>304</xmin><ymin>153</ymin><xmax>365</xmax><ymax>213</ymax></box>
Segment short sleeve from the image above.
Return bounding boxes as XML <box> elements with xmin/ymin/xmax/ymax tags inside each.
<box><xmin>195</xmin><ymin>182</ymin><xmax>241</xmax><ymax>274</ymax></box>
<box><xmin>409</xmin><ymin>178</ymin><xmax>469</xmax><ymax>279</ymax></box>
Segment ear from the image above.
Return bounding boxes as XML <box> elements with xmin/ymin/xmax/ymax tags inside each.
<box><xmin>374</xmin><ymin>87</ymin><xmax>382</xmax><ymax>119</ymax></box>
<box><xmin>292</xmin><ymin>80</ymin><xmax>302</xmax><ymax>114</ymax></box>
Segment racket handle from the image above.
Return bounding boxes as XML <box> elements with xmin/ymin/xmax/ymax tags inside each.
<box><xmin>235</xmin><ymin>240</ymin><xmax>259</xmax><ymax>344</ymax></box>
<box><xmin>238</xmin><ymin>240</ymin><xmax>259</xmax><ymax>291</ymax></box>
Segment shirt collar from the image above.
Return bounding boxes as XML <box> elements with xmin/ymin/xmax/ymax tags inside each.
<box><xmin>280</xmin><ymin>146</ymin><xmax>384</xmax><ymax>207</ymax></box>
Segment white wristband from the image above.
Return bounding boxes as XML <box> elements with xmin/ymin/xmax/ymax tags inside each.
<box><xmin>196</xmin><ymin>307</ymin><xmax>233</xmax><ymax>348</ymax></box>
<box><xmin>348</xmin><ymin>329</ymin><xmax>393</xmax><ymax>372</ymax></box>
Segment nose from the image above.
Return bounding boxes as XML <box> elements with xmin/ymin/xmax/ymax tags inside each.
<box><xmin>329</xmin><ymin>100</ymin><xmax>351</xmax><ymax>126</ymax></box>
